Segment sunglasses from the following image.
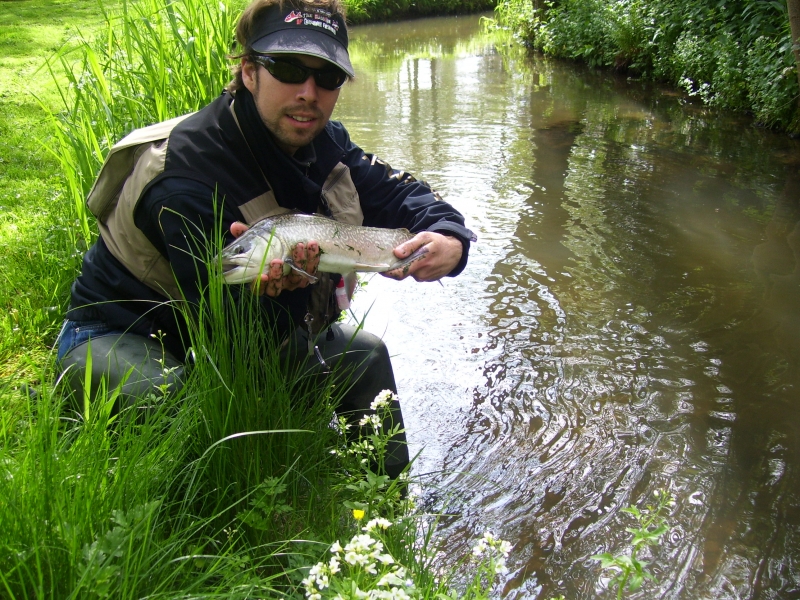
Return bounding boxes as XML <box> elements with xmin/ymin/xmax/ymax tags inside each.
<box><xmin>251</xmin><ymin>55</ymin><xmax>348</xmax><ymax>91</ymax></box>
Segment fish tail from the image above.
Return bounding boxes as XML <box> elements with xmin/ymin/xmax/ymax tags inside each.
<box><xmin>388</xmin><ymin>244</ymin><xmax>430</xmax><ymax>273</ymax></box>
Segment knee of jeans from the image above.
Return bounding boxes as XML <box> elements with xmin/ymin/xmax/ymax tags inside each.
<box><xmin>58</xmin><ymin>333</ymin><xmax>185</xmax><ymax>412</ymax></box>
<box><xmin>56</xmin><ymin>320</ymin><xmax>114</xmax><ymax>364</ymax></box>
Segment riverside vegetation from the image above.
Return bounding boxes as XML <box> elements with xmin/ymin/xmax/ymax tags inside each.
<box><xmin>344</xmin><ymin>0</ymin><xmax>495</xmax><ymax>23</ymax></box>
<box><xmin>0</xmin><ymin>0</ymin><xmax>674</xmax><ymax>597</ymax></box>
<box><xmin>0</xmin><ymin>0</ymin><xmax>512</xmax><ymax>597</ymax></box>
<box><xmin>486</xmin><ymin>0</ymin><xmax>800</xmax><ymax>134</ymax></box>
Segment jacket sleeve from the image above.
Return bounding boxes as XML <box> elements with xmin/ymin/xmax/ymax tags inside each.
<box><xmin>329</xmin><ymin>122</ymin><xmax>476</xmax><ymax>277</ymax></box>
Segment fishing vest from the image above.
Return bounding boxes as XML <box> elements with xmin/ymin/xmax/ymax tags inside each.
<box><xmin>86</xmin><ymin>100</ymin><xmax>364</xmax><ymax>332</ymax></box>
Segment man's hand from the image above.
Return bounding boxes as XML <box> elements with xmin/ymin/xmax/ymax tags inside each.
<box><xmin>383</xmin><ymin>231</ymin><xmax>463</xmax><ymax>282</ymax></box>
<box><xmin>230</xmin><ymin>221</ymin><xmax>320</xmax><ymax>297</ymax></box>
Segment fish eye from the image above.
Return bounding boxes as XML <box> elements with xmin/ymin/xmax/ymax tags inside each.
<box><xmin>234</xmin><ymin>245</ymin><xmax>245</xmax><ymax>254</ymax></box>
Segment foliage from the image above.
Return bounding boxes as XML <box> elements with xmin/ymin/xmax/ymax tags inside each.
<box><xmin>42</xmin><ymin>0</ymin><xmax>242</xmax><ymax>252</ymax></box>
<box><xmin>345</xmin><ymin>0</ymin><xmax>497</xmax><ymax>24</ymax></box>
<box><xmin>1</xmin><ymin>266</ymin><xmax>330</xmax><ymax>597</ymax></box>
<box><xmin>490</xmin><ymin>0</ymin><xmax>800</xmax><ymax>133</ymax></box>
<box><xmin>1</xmin><ymin>2</ymin><xmax>518</xmax><ymax>592</ymax></box>
<box><xmin>483</xmin><ymin>0</ymin><xmax>538</xmax><ymax>43</ymax></box>
<box><xmin>301</xmin><ymin>520</ymin><xmax>514</xmax><ymax>599</ymax></box>
<box><xmin>592</xmin><ymin>490</ymin><xmax>675</xmax><ymax>599</ymax></box>
<box><xmin>0</xmin><ymin>340</ymin><xmax>513</xmax><ymax>598</ymax></box>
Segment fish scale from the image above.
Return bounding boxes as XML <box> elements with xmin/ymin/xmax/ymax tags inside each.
<box><xmin>219</xmin><ymin>212</ymin><xmax>424</xmax><ymax>284</ymax></box>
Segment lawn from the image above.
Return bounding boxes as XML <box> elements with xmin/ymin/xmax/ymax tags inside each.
<box><xmin>0</xmin><ymin>0</ymin><xmax>119</xmax><ymax>385</ymax></box>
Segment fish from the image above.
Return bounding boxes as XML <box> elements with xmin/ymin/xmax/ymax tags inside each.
<box><xmin>219</xmin><ymin>212</ymin><xmax>427</xmax><ymax>285</ymax></box>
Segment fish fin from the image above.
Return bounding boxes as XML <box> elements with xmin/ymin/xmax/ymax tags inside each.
<box><xmin>343</xmin><ymin>272</ymin><xmax>358</xmax><ymax>298</ymax></box>
<box><xmin>283</xmin><ymin>258</ymin><xmax>319</xmax><ymax>283</ymax></box>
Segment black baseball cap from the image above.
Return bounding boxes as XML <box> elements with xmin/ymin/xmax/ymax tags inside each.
<box><xmin>247</xmin><ymin>3</ymin><xmax>354</xmax><ymax>77</ymax></box>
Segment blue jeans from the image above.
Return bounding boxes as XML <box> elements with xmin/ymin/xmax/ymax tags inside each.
<box><xmin>55</xmin><ymin>319</ymin><xmax>127</xmax><ymax>363</ymax></box>
<box><xmin>55</xmin><ymin>320</ymin><xmax>185</xmax><ymax>413</ymax></box>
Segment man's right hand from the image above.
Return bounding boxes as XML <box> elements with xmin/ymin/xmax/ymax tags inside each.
<box><xmin>230</xmin><ymin>222</ymin><xmax>320</xmax><ymax>297</ymax></box>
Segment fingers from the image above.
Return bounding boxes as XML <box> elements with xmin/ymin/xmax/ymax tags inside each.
<box><xmin>250</xmin><ymin>259</ymin><xmax>284</xmax><ymax>296</ymax></box>
<box><xmin>306</xmin><ymin>241</ymin><xmax>320</xmax><ymax>272</ymax></box>
<box><xmin>284</xmin><ymin>241</ymin><xmax>320</xmax><ymax>290</ymax></box>
<box><xmin>266</xmin><ymin>260</ymin><xmax>284</xmax><ymax>296</ymax></box>
<box><xmin>249</xmin><ymin>241</ymin><xmax>321</xmax><ymax>297</ymax></box>
<box><xmin>384</xmin><ymin>242</ymin><xmax>431</xmax><ymax>280</ymax></box>
<box><xmin>384</xmin><ymin>234</ymin><xmax>428</xmax><ymax>280</ymax></box>
<box><xmin>230</xmin><ymin>221</ymin><xmax>249</xmax><ymax>238</ymax></box>
<box><xmin>384</xmin><ymin>232</ymin><xmax>462</xmax><ymax>282</ymax></box>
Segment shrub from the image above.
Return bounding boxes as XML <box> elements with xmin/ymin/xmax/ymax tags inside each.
<box><xmin>493</xmin><ymin>0</ymin><xmax>800</xmax><ymax>133</ymax></box>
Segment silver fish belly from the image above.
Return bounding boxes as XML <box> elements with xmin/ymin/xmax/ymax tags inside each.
<box><xmin>219</xmin><ymin>213</ymin><xmax>422</xmax><ymax>284</ymax></box>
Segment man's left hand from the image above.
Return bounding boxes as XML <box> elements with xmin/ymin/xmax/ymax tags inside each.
<box><xmin>383</xmin><ymin>231</ymin><xmax>463</xmax><ymax>282</ymax></box>
<box><xmin>230</xmin><ymin>221</ymin><xmax>320</xmax><ymax>297</ymax></box>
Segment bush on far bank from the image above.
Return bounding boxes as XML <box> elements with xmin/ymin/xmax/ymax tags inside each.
<box><xmin>488</xmin><ymin>0</ymin><xmax>800</xmax><ymax>134</ymax></box>
<box><xmin>345</xmin><ymin>0</ymin><xmax>497</xmax><ymax>24</ymax></box>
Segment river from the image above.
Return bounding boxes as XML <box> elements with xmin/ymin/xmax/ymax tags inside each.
<box><xmin>334</xmin><ymin>13</ymin><xmax>800</xmax><ymax>600</ymax></box>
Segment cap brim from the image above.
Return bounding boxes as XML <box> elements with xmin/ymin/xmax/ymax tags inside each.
<box><xmin>251</xmin><ymin>30</ymin><xmax>354</xmax><ymax>78</ymax></box>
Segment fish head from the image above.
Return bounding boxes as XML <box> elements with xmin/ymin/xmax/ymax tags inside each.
<box><xmin>220</xmin><ymin>231</ymin><xmax>283</xmax><ymax>284</ymax></box>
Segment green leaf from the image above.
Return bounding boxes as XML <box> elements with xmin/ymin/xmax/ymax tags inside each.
<box><xmin>591</xmin><ymin>552</ymin><xmax>618</xmax><ymax>568</ymax></box>
<box><xmin>628</xmin><ymin>571</ymin><xmax>644</xmax><ymax>591</ymax></box>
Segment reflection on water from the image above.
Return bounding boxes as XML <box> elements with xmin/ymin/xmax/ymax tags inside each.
<box><xmin>336</xmin><ymin>14</ymin><xmax>800</xmax><ymax>599</ymax></box>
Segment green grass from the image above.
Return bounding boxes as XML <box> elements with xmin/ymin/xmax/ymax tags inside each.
<box><xmin>0</xmin><ymin>0</ymin><xmax>113</xmax><ymax>97</ymax></box>
<box><xmin>0</xmin><ymin>0</ymin><xmax>517</xmax><ymax>597</ymax></box>
<box><xmin>0</xmin><ymin>222</ymin><xmax>440</xmax><ymax>597</ymax></box>
<box><xmin>0</xmin><ymin>0</ymin><xmax>117</xmax><ymax>384</ymax></box>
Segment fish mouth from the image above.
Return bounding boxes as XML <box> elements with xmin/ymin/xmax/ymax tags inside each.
<box><xmin>220</xmin><ymin>250</ymin><xmax>252</xmax><ymax>272</ymax></box>
<box><xmin>220</xmin><ymin>259</ymin><xmax>238</xmax><ymax>273</ymax></box>
<box><xmin>220</xmin><ymin>263</ymin><xmax>250</xmax><ymax>284</ymax></box>
<box><xmin>220</xmin><ymin>259</ymin><xmax>242</xmax><ymax>277</ymax></box>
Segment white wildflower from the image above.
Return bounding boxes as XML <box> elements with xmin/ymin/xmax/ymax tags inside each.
<box><xmin>329</xmin><ymin>555</ymin><xmax>341</xmax><ymax>574</ymax></box>
<box><xmin>369</xmin><ymin>588</ymin><xmax>412</xmax><ymax>600</ymax></box>
<box><xmin>370</xmin><ymin>389</ymin><xmax>396</xmax><ymax>410</ymax></box>
<box><xmin>359</xmin><ymin>414</ymin><xmax>382</xmax><ymax>430</ymax></box>
<box><xmin>346</xmin><ymin>533</ymin><xmax>379</xmax><ymax>553</ymax></box>
<box><xmin>363</xmin><ymin>517</ymin><xmax>392</xmax><ymax>532</ymax></box>
<box><xmin>472</xmin><ymin>530</ymin><xmax>512</xmax><ymax>574</ymax></box>
<box><xmin>494</xmin><ymin>556</ymin><xmax>509</xmax><ymax>575</ymax></box>
<box><xmin>376</xmin><ymin>568</ymin><xmax>406</xmax><ymax>588</ymax></box>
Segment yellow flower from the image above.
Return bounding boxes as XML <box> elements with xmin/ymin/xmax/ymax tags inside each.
<box><xmin>352</xmin><ymin>509</ymin><xmax>365</xmax><ymax>521</ymax></box>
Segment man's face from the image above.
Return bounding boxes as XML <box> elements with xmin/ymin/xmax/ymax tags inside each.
<box><xmin>241</xmin><ymin>53</ymin><xmax>341</xmax><ymax>156</ymax></box>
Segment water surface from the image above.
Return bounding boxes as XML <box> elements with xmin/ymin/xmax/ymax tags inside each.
<box><xmin>335</xmin><ymin>14</ymin><xmax>800</xmax><ymax>599</ymax></box>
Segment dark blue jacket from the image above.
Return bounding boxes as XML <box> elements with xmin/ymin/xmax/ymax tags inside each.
<box><xmin>68</xmin><ymin>91</ymin><xmax>474</xmax><ymax>359</ymax></box>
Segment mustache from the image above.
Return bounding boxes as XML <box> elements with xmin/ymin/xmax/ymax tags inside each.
<box><xmin>283</xmin><ymin>105</ymin><xmax>324</xmax><ymax>119</ymax></box>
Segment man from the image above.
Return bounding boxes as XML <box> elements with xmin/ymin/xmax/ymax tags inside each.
<box><xmin>57</xmin><ymin>0</ymin><xmax>475</xmax><ymax>478</ymax></box>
